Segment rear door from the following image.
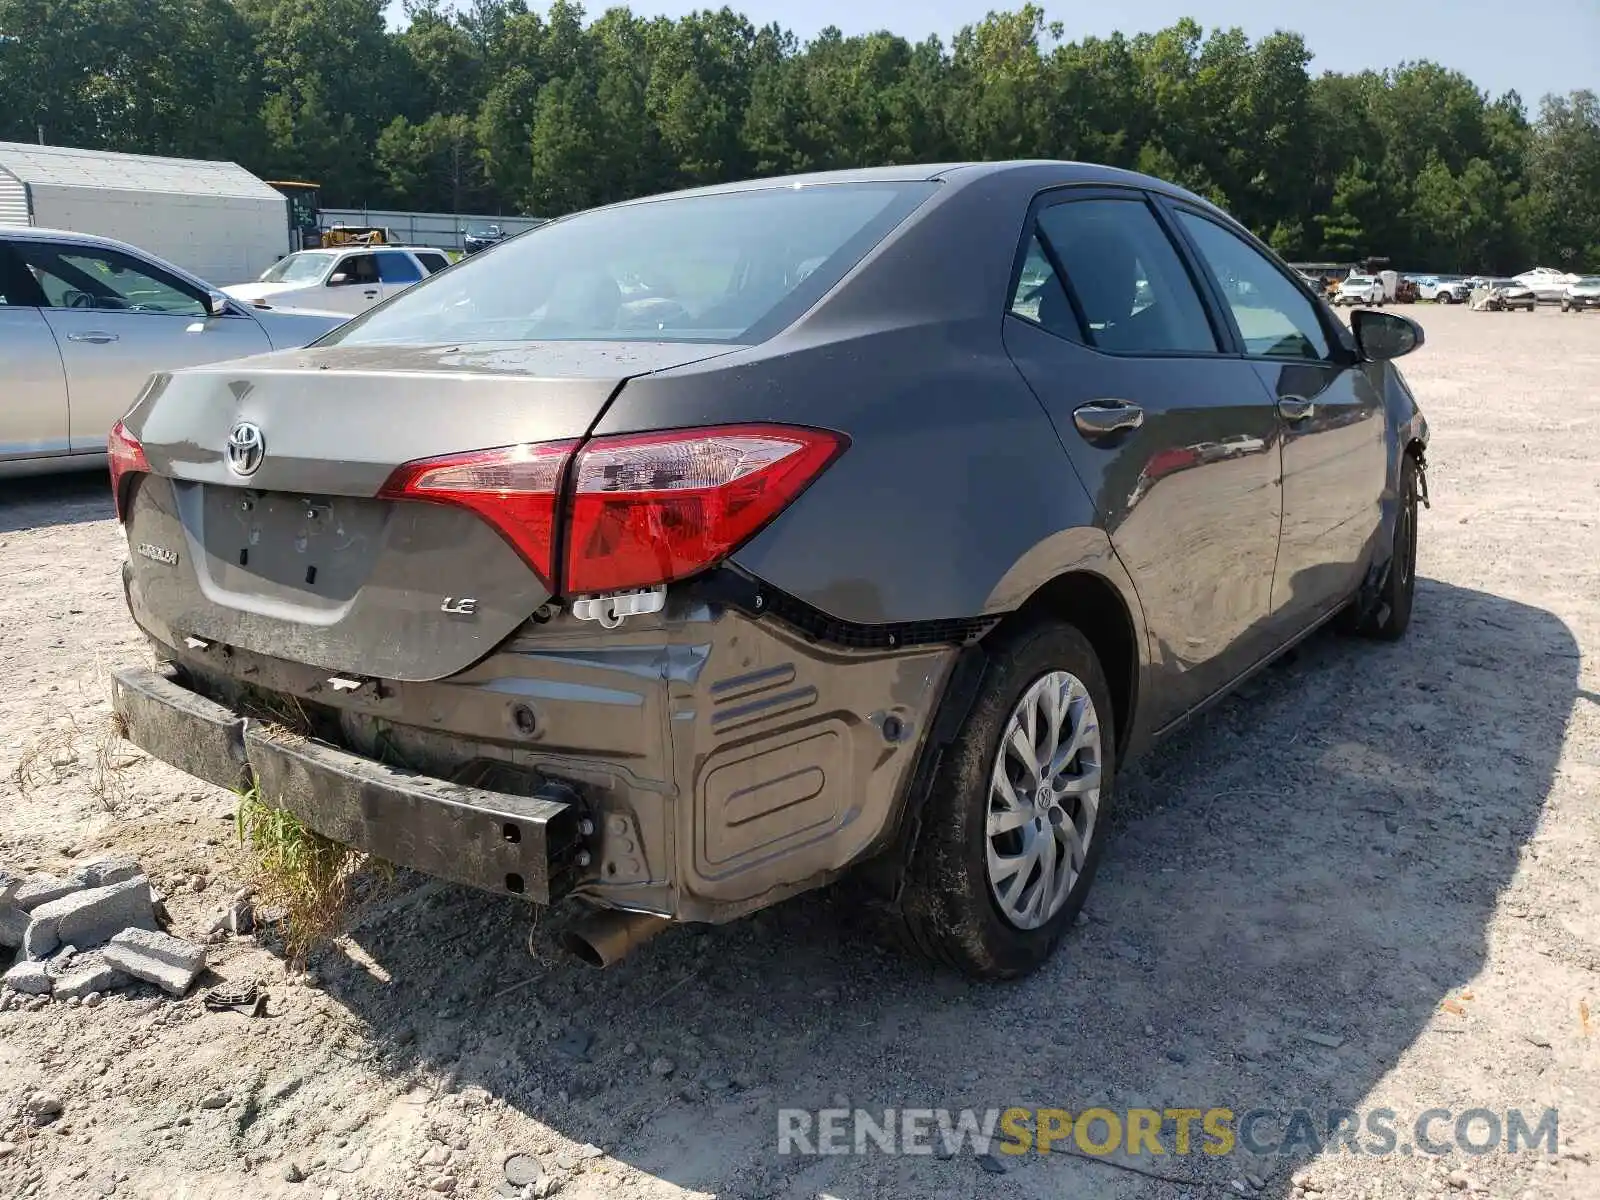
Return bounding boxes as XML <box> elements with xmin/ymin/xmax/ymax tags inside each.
<box><xmin>0</xmin><ymin>241</ymin><xmax>70</xmax><ymax>461</ymax></box>
<box><xmin>375</xmin><ymin>250</ymin><xmax>425</xmax><ymax>298</ymax></box>
<box><xmin>13</xmin><ymin>238</ymin><xmax>272</xmax><ymax>452</ymax></box>
<box><xmin>1164</xmin><ymin>204</ymin><xmax>1387</xmax><ymax>636</ymax></box>
<box><xmin>1002</xmin><ymin>188</ymin><xmax>1284</xmax><ymax>727</ymax></box>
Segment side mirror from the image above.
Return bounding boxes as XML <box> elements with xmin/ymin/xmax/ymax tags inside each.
<box><xmin>1351</xmin><ymin>309</ymin><xmax>1424</xmax><ymax>362</ymax></box>
<box><xmin>205</xmin><ymin>290</ymin><xmax>230</xmax><ymax>317</ymax></box>
<box><xmin>329</xmin><ymin>272</ymin><xmax>350</xmax><ymax>285</ymax></box>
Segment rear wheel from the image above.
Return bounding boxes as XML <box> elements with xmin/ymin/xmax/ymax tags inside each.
<box><xmin>1353</xmin><ymin>455</ymin><xmax>1420</xmax><ymax>640</ymax></box>
<box><xmin>891</xmin><ymin>622</ymin><xmax>1114</xmax><ymax>980</ymax></box>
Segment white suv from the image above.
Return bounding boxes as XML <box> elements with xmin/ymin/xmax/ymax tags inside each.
<box><xmin>223</xmin><ymin>246</ymin><xmax>451</xmax><ymax>315</ymax></box>
<box><xmin>1333</xmin><ymin>274</ymin><xmax>1384</xmax><ymax>306</ymax></box>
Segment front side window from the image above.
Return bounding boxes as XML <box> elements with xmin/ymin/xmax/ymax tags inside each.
<box><xmin>333</xmin><ymin>254</ymin><xmax>380</xmax><ymax>285</ymax></box>
<box><xmin>1033</xmin><ymin>198</ymin><xmax>1218</xmax><ymax>354</ymax></box>
<box><xmin>326</xmin><ymin>182</ymin><xmax>938</xmax><ymax>346</ymax></box>
<box><xmin>1177</xmin><ymin>212</ymin><xmax>1330</xmax><ymax>361</ymax></box>
<box><xmin>14</xmin><ymin>243</ymin><xmax>205</xmax><ymax>316</ymax></box>
<box><xmin>376</xmin><ymin>252</ymin><xmax>423</xmax><ymax>284</ymax></box>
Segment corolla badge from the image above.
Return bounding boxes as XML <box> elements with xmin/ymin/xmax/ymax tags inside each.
<box><xmin>226</xmin><ymin>421</ymin><xmax>265</xmax><ymax>477</ymax></box>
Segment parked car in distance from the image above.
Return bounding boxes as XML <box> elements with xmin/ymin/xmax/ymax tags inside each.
<box><xmin>1417</xmin><ymin>276</ymin><xmax>1471</xmax><ymax>304</ymax></box>
<box><xmin>1513</xmin><ymin>266</ymin><xmax>1579</xmax><ymax>303</ymax></box>
<box><xmin>1560</xmin><ymin>277</ymin><xmax>1600</xmax><ymax>312</ymax></box>
<box><xmin>1333</xmin><ymin>274</ymin><xmax>1385</xmax><ymax>305</ymax></box>
<box><xmin>0</xmin><ymin>226</ymin><xmax>347</xmax><ymax>479</ymax></box>
<box><xmin>107</xmin><ymin>161</ymin><xmax>1430</xmax><ymax>981</ymax></box>
<box><xmin>223</xmin><ymin>246</ymin><xmax>451</xmax><ymax>316</ymax></box>
<box><xmin>462</xmin><ymin>224</ymin><xmax>508</xmax><ymax>255</ymax></box>
<box><xmin>1483</xmin><ymin>279</ymin><xmax>1537</xmax><ymax>311</ymax></box>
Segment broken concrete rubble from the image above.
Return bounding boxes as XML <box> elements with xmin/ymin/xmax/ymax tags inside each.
<box><xmin>0</xmin><ymin>904</ymin><xmax>25</xmax><ymax>949</ymax></box>
<box><xmin>71</xmin><ymin>856</ymin><xmax>144</xmax><ymax>889</ymax></box>
<box><xmin>23</xmin><ymin>875</ymin><xmax>157</xmax><ymax>960</ymax></box>
<box><xmin>14</xmin><ymin>875</ymin><xmax>84</xmax><ymax>912</ymax></box>
<box><xmin>3</xmin><ymin>960</ymin><xmax>53</xmax><ymax>996</ymax></box>
<box><xmin>102</xmin><ymin>928</ymin><xmax>207</xmax><ymax>996</ymax></box>
<box><xmin>53</xmin><ymin>960</ymin><xmax>130</xmax><ymax>1001</ymax></box>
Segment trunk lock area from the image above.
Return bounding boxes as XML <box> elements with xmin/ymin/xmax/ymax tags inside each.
<box><xmin>570</xmin><ymin>585</ymin><xmax>667</xmax><ymax>629</ymax></box>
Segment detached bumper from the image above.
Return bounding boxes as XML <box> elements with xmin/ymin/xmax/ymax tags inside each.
<box><xmin>111</xmin><ymin>666</ymin><xmax>585</xmax><ymax>905</ymax></box>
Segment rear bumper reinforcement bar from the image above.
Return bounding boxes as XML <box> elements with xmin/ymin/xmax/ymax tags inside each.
<box><xmin>111</xmin><ymin>666</ymin><xmax>585</xmax><ymax>905</ymax></box>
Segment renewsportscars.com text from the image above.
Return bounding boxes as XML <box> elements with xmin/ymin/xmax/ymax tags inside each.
<box><xmin>777</xmin><ymin>1106</ymin><xmax>1560</xmax><ymax>1159</ymax></box>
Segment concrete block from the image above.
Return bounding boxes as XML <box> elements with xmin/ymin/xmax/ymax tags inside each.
<box><xmin>0</xmin><ymin>904</ymin><xmax>25</xmax><ymax>949</ymax></box>
<box><xmin>102</xmin><ymin>928</ymin><xmax>207</xmax><ymax>996</ymax></box>
<box><xmin>14</xmin><ymin>876</ymin><xmax>84</xmax><ymax>912</ymax></box>
<box><xmin>24</xmin><ymin>876</ymin><xmax>157</xmax><ymax>959</ymax></box>
<box><xmin>3</xmin><ymin>960</ymin><xmax>52</xmax><ymax>996</ymax></box>
<box><xmin>70</xmin><ymin>857</ymin><xmax>144</xmax><ymax>889</ymax></box>
<box><xmin>53</xmin><ymin>963</ymin><xmax>130</xmax><ymax>1001</ymax></box>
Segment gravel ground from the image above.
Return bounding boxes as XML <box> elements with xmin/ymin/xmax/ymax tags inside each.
<box><xmin>1</xmin><ymin>303</ymin><xmax>1597</xmax><ymax>1200</ymax></box>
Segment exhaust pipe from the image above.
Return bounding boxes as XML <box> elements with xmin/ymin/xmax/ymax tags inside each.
<box><xmin>562</xmin><ymin>908</ymin><xmax>671</xmax><ymax>968</ymax></box>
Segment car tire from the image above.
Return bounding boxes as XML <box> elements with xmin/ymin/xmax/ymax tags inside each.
<box><xmin>890</xmin><ymin>621</ymin><xmax>1115</xmax><ymax>980</ymax></box>
<box><xmin>1352</xmin><ymin>454</ymin><xmax>1420</xmax><ymax>641</ymax></box>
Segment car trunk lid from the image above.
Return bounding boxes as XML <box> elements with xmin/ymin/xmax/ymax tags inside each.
<box><xmin>120</xmin><ymin>340</ymin><xmax>735</xmax><ymax>682</ymax></box>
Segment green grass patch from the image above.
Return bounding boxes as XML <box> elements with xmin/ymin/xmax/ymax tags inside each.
<box><xmin>235</xmin><ymin>786</ymin><xmax>391</xmax><ymax>969</ymax></box>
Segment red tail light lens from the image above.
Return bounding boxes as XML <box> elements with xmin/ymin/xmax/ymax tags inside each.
<box><xmin>108</xmin><ymin>420</ymin><xmax>151</xmax><ymax>523</ymax></box>
<box><xmin>565</xmin><ymin>424</ymin><xmax>845</xmax><ymax>594</ymax></box>
<box><xmin>378</xmin><ymin>440</ymin><xmax>577</xmax><ymax>587</ymax></box>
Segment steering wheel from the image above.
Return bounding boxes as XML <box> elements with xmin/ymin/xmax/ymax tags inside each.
<box><xmin>66</xmin><ymin>291</ymin><xmax>95</xmax><ymax>309</ymax></box>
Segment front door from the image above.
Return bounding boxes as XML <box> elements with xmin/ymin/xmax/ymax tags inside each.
<box><xmin>12</xmin><ymin>239</ymin><xmax>272</xmax><ymax>451</ymax></box>
<box><xmin>321</xmin><ymin>252</ymin><xmax>384</xmax><ymax>313</ymax></box>
<box><xmin>1165</xmin><ymin>207</ymin><xmax>1388</xmax><ymax>634</ymax></box>
<box><xmin>0</xmin><ymin>242</ymin><xmax>70</xmax><ymax>460</ymax></box>
<box><xmin>1002</xmin><ymin>189</ymin><xmax>1285</xmax><ymax>728</ymax></box>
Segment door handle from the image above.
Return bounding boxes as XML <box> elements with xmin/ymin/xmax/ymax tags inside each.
<box><xmin>1278</xmin><ymin>396</ymin><xmax>1315</xmax><ymax>422</ymax></box>
<box><xmin>1072</xmin><ymin>400</ymin><xmax>1145</xmax><ymax>440</ymax></box>
<box><xmin>363</xmin><ymin>289</ymin><xmax>378</xmax><ymax>298</ymax></box>
<box><xmin>65</xmin><ymin>331</ymin><xmax>119</xmax><ymax>344</ymax></box>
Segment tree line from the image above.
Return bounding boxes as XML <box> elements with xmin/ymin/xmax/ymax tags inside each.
<box><xmin>1</xmin><ymin>0</ymin><xmax>1596</xmax><ymax>273</ymax></box>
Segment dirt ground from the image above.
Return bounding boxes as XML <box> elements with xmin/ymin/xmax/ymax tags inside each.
<box><xmin>1</xmin><ymin>303</ymin><xmax>1597</xmax><ymax>1200</ymax></box>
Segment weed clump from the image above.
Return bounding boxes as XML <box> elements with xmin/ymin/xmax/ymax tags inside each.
<box><xmin>235</xmin><ymin>788</ymin><xmax>388</xmax><ymax>968</ymax></box>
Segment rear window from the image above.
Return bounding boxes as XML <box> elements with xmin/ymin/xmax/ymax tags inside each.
<box><xmin>325</xmin><ymin>182</ymin><xmax>937</xmax><ymax>346</ymax></box>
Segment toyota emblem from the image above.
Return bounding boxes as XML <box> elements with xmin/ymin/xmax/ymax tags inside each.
<box><xmin>226</xmin><ymin>421</ymin><xmax>265</xmax><ymax>477</ymax></box>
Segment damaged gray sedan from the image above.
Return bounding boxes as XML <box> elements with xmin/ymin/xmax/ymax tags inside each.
<box><xmin>108</xmin><ymin>161</ymin><xmax>1430</xmax><ymax>980</ymax></box>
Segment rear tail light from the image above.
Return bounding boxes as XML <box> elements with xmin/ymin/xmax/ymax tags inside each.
<box><xmin>108</xmin><ymin>420</ymin><xmax>150</xmax><ymax>523</ymax></box>
<box><xmin>565</xmin><ymin>425</ymin><xmax>844</xmax><ymax>594</ymax></box>
<box><xmin>380</xmin><ymin>424</ymin><xmax>844</xmax><ymax>597</ymax></box>
<box><xmin>378</xmin><ymin>440</ymin><xmax>577</xmax><ymax>587</ymax></box>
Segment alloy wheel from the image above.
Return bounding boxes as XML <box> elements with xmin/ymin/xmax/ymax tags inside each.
<box><xmin>985</xmin><ymin>670</ymin><xmax>1102</xmax><ymax>930</ymax></box>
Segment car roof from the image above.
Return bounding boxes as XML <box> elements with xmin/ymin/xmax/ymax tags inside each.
<box><xmin>0</xmin><ymin>223</ymin><xmax>218</xmax><ymax>291</ymax></box>
<box><xmin>596</xmin><ymin>159</ymin><xmax>1224</xmax><ymax>215</ymax></box>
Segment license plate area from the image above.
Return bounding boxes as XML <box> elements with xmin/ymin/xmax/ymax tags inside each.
<box><xmin>197</xmin><ymin>486</ymin><xmax>388</xmax><ymax>606</ymax></box>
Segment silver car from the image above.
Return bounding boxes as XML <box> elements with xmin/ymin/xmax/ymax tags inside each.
<box><xmin>1</xmin><ymin>227</ymin><xmax>347</xmax><ymax>479</ymax></box>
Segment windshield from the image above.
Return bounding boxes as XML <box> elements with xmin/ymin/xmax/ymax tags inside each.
<box><xmin>259</xmin><ymin>252</ymin><xmax>336</xmax><ymax>284</ymax></box>
<box><xmin>326</xmin><ymin>181</ymin><xmax>937</xmax><ymax>347</ymax></box>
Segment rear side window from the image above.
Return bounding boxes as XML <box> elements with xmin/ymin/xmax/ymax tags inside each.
<box><xmin>1033</xmin><ymin>198</ymin><xmax>1218</xmax><ymax>354</ymax></box>
<box><xmin>325</xmin><ymin>182</ymin><xmax>938</xmax><ymax>346</ymax></box>
<box><xmin>416</xmin><ymin>252</ymin><xmax>449</xmax><ymax>275</ymax></box>
<box><xmin>376</xmin><ymin>252</ymin><xmax>423</xmax><ymax>284</ymax></box>
<box><xmin>1175</xmin><ymin>211</ymin><xmax>1330</xmax><ymax>361</ymax></box>
<box><xmin>1008</xmin><ymin>234</ymin><xmax>1079</xmax><ymax>341</ymax></box>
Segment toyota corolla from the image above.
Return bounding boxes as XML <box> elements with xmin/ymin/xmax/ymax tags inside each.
<box><xmin>108</xmin><ymin>161</ymin><xmax>1429</xmax><ymax>979</ymax></box>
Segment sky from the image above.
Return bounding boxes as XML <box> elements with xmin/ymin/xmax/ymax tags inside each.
<box><xmin>389</xmin><ymin>0</ymin><xmax>1597</xmax><ymax>108</ymax></box>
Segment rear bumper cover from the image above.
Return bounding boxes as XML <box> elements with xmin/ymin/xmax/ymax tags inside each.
<box><xmin>111</xmin><ymin>666</ymin><xmax>585</xmax><ymax>905</ymax></box>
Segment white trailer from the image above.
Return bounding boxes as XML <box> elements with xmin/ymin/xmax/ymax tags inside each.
<box><xmin>0</xmin><ymin>142</ymin><xmax>288</xmax><ymax>286</ymax></box>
